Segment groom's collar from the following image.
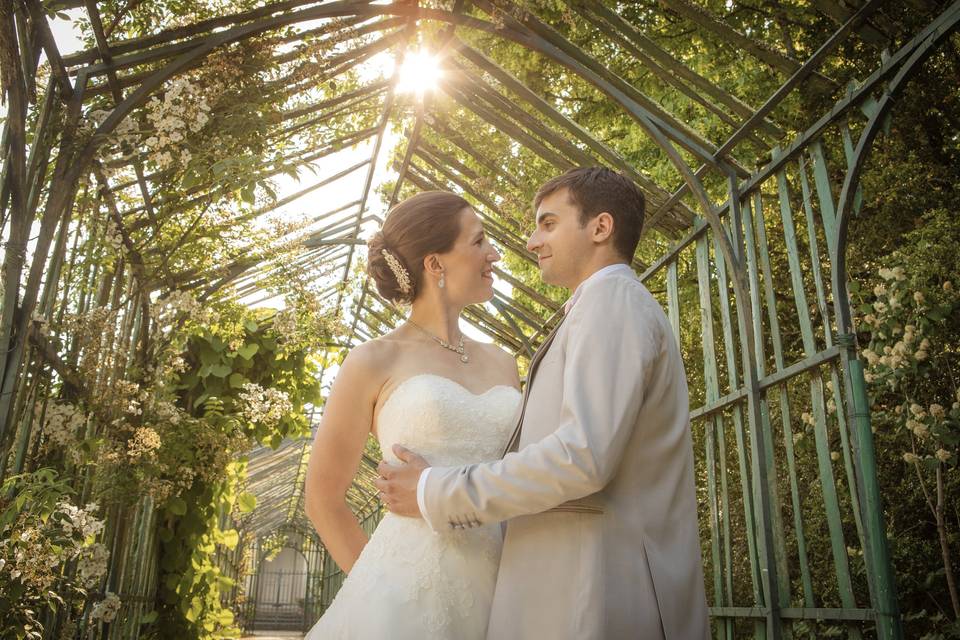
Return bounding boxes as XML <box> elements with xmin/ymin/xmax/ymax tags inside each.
<box><xmin>562</xmin><ymin>263</ymin><xmax>635</xmax><ymax>315</ymax></box>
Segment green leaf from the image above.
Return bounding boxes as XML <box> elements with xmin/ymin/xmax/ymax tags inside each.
<box><xmin>244</xmin><ymin>320</ymin><xmax>259</xmax><ymax>332</ymax></box>
<box><xmin>240</xmin><ymin>184</ymin><xmax>256</xmax><ymax>204</ymax></box>
<box><xmin>237</xmin><ymin>492</ymin><xmax>256</xmax><ymax>514</ymax></box>
<box><xmin>199</xmin><ymin>344</ymin><xmax>221</xmax><ymax>366</ymax></box>
<box><xmin>228</xmin><ymin>373</ymin><xmax>247</xmax><ymax>388</ymax></box>
<box><xmin>180</xmin><ymin>171</ymin><xmax>200</xmax><ymax>190</ymax></box>
<box><xmin>216</xmin><ymin>609</ymin><xmax>235</xmax><ymax>626</ymax></box>
<box><xmin>221</xmin><ymin>529</ymin><xmax>239</xmax><ymax>549</ymax></box>
<box><xmin>141</xmin><ymin>610</ymin><xmax>158</xmax><ymax>624</ymax></box>
<box><xmin>236</xmin><ymin>343</ymin><xmax>259</xmax><ymax>360</ymax></box>
<box><xmin>168</xmin><ymin>497</ymin><xmax>188</xmax><ymax>516</ymax></box>
<box><xmin>209</xmin><ymin>364</ymin><xmax>232</xmax><ymax>378</ymax></box>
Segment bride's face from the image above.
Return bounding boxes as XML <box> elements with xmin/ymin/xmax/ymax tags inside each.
<box><xmin>436</xmin><ymin>208</ymin><xmax>500</xmax><ymax>304</ymax></box>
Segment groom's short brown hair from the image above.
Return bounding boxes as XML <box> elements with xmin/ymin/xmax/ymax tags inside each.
<box><xmin>533</xmin><ymin>167</ymin><xmax>645</xmax><ymax>260</ymax></box>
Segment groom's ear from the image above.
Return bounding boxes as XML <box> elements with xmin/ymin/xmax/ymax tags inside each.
<box><xmin>591</xmin><ymin>212</ymin><xmax>615</xmax><ymax>244</ymax></box>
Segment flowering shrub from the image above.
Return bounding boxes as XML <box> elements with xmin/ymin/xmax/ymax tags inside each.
<box><xmin>0</xmin><ymin>469</ymin><xmax>114</xmax><ymax>639</ymax></box>
<box><xmin>854</xmin><ymin>271</ymin><xmax>958</xmax><ymax>469</ymax></box>
<box><xmin>37</xmin><ymin>401</ymin><xmax>87</xmax><ymax>449</ymax></box>
<box><xmin>851</xmin><ymin>213</ymin><xmax>960</xmax><ymax>628</ymax></box>
<box><xmin>238</xmin><ymin>383</ymin><xmax>293</xmax><ymax>429</ymax></box>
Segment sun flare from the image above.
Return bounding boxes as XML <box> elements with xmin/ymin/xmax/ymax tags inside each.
<box><xmin>395</xmin><ymin>50</ymin><xmax>442</xmax><ymax>96</ymax></box>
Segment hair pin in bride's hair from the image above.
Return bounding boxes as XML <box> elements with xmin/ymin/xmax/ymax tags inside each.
<box><xmin>381</xmin><ymin>248</ymin><xmax>412</xmax><ymax>295</ymax></box>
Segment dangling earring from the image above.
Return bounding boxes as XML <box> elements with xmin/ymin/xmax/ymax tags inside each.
<box><xmin>439</xmin><ymin>271</ymin><xmax>446</xmax><ymax>289</ymax></box>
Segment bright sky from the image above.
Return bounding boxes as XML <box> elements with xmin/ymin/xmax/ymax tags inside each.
<box><xmin>7</xmin><ymin>11</ymin><xmax>504</xmax><ymax>348</ymax></box>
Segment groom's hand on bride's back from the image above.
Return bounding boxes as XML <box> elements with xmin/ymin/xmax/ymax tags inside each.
<box><xmin>375</xmin><ymin>445</ymin><xmax>428</xmax><ymax>518</ymax></box>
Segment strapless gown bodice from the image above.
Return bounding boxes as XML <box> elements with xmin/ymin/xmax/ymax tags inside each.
<box><xmin>376</xmin><ymin>374</ymin><xmax>520</xmax><ymax>467</ymax></box>
<box><xmin>305</xmin><ymin>374</ymin><xmax>521</xmax><ymax>639</ymax></box>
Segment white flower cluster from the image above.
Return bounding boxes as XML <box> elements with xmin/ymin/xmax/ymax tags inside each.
<box><xmin>144</xmin><ymin>76</ymin><xmax>212</xmax><ymax>170</ymax></box>
<box><xmin>79</xmin><ymin>108</ymin><xmax>139</xmax><ymax>153</ymax></box>
<box><xmin>127</xmin><ymin>426</ymin><xmax>162</xmax><ymax>461</ymax></box>
<box><xmin>146</xmin><ymin>396</ymin><xmax>183</xmax><ymax>426</ymax></box>
<box><xmin>238</xmin><ymin>383</ymin><xmax>293</xmax><ymax>428</ymax></box>
<box><xmin>877</xmin><ymin>266</ymin><xmax>907</xmax><ymax>282</ymax></box>
<box><xmin>40</xmin><ymin>402</ymin><xmax>87</xmax><ymax>448</ymax></box>
<box><xmin>56</xmin><ymin>501</ymin><xmax>104</xmax><ymax>540</ymax></box>
<box><xmin>272</xmin><ymin>307</ymin><xmax>300</xmax><ymax>343</ymax></box>
<box><xmin>76</xmin><ymin>543</ymin><xmax>110</xmax><ymax>587</ymax></box>
<box><xmin>1</xmin><ymin>528</ymin><xmax>58</xmax><ymax>590</ymax></box>
<box><xmin>91</xmin><ymin>592</ymin><xmax>122</xmax><ymax>623</ymax></box>
<box><xmin>149</xmin><ymin>289</ymin><xmax>215</xmax><ymax>330</ymax></box>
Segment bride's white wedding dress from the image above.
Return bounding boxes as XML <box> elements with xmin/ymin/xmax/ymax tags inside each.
<box><xmin>306</xmin><ymin>373</ymin><xmax>521</xmax><ymax>639</ymax></box>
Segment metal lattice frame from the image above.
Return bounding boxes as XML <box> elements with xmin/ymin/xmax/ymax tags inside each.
<box><xmin>3</xmin><ymin>0</ymin><xmax>958</xmax><ymax>636</ymax></box>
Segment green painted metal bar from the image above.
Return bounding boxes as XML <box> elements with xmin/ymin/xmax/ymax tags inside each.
<box><xmin>743</xmin><ymin>198</ymin><xmax>812</xmax><ymax>607</ymax></box>
<box><xmin>748</xmin><ymin>191</ymin><xmax>798</xmax><ymax>630</ymax></box>
<box><xmin>695</xmin><ymin>232</ymin><xmax>725</xmax><ymax>636</ymax></box>
<box><xmin>797</xmin><ymin>154</ymin><xmax>867</xmax><ymax>555</ymax></box>
<box><xmin>776</xmin><ymin>167</ymin><xmax>860</xmax><ymax>623</ymax></box>
<box><xmin>711</xmin><ymin>606</ymin><xmax>877</xmax><ymax>621</ymax></box>
<box><xmin>713</xmin><ymin>214</ymin><xmax>763</xmax><ymax>638</ymax></box>
<box><xmin>666</xmin><ymin>261</ymin><xmax>681</xmax><ymax>349</ymax></box>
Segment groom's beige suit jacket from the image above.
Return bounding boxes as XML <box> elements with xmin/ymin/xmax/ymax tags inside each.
<box><xmin>421</xmin><ymin>265</ymin><xmax>710</xmax><ymax>639</ymax></box>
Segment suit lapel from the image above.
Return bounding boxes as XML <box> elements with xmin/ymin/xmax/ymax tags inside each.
<box><xmin>501</xmin><ymin>316</ymin><xmax>566</xmax><ymax>456</ymax></box>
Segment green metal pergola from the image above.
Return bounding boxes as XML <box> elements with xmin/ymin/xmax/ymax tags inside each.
<box><xmin>3</xmin><ymin>0</ymin><xmax>958</xmax><ymax>636</ymax></box>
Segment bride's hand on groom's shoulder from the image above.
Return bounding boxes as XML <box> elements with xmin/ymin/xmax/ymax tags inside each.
<box><xmin>375</xmin><ymin>445</ymin><xmax>428</xmax><ymax>518</ymax></box>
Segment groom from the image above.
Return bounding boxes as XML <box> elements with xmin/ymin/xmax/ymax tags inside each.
<box><xmin>377</xmin><ymin>167</ymin><xmax>709</xmax><ymax>639</ymax></box>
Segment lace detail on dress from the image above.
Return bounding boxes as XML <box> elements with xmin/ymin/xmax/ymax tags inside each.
<box><xmin>306</xmin><ymin>374</ymin><xmax>521</xmax><ymax>640</ymax></box>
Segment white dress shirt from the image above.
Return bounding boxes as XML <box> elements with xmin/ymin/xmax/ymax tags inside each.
<box><xmin>414</xmin><ymin>262</ymin><xmax>634</xmax><ymax>524</ymax></box>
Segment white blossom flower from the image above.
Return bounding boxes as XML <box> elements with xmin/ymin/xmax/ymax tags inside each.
<box><xmin>892</xmin><ymin>266</ymin><xmax>906</xmax><ymax>281</ymax></box>
<box><xmin>902</xmin><ymin>452</ymin><xmax>920</xmax><ymax>464</ymax></box>
<box><xmin>935</xmin><ymin>449</ymin><xmax>952</xmax><ymax>463</ymax></box>
<box><xmin>40</xmin><ymin>402</ymin><xmax>87</xmax><ymax>448</ymax></box>
<box><xmin>238</xmin><ymin>383</ymin><xmax>293</xmax><ymax>427</ymax></box>
<box><xmin>77</xmin><ymin>543</ymin><xmax>110</xmax><ymax>586</ymax></box>
<box><xmin>56</xmin><ymin>501</ymin><xmax>104</xmax><ymax>539</ymax></box>
<box><xmin>878</xmin><ymin>268</ymin><xmax>894</xmax><ymax>281</ymax></box>
<box><xmin>907</xmin><ymin>419</ymin><xmax>928</xmax><ymax>439</ymax></box>
<box><xmin>913</xmin><ymin>291</ymin><xmax>925</xmax><ymax>304</ymax></box>
<box><xmin>127</xmin><ymin>426</ymin><xmax>162</xmax><ymax>461</ymax></box>
<box><xmin>929</xmin><ymin>404</ymin><xmax>946</xmax><ymax>420</ymax></box>
<box><xmin>91</xmin><ymin>592</ymin><xmax>122</xmax><ymax>622</ymax></box>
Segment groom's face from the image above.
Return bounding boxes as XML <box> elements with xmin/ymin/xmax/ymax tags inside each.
<box><xmin>528</xmin><ymin>188</ymin><xmax>592</xmax><ymax>289</ymax></box>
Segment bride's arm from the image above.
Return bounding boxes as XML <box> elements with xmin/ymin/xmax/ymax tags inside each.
<box><xmin>304</xmin><ymin>343</ymin><xmax>382</xmax><ymax>573</ymax></box>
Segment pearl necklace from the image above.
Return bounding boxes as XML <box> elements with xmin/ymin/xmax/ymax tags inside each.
<box><xmin>407</xmin><ymin>320</ymin><xmax>469</xmax><ymax>364</ymax></box>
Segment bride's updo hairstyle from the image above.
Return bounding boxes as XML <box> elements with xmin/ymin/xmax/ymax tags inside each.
<box><xmin>367</xmin><ymin>191</ymin><xmax>471</xmax><ymax>304</ymax></box>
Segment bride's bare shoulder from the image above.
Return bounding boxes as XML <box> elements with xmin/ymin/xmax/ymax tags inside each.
<box><xmin>342</xmin><ymin>336</ymin><xmax>401</xmax><ymax>371</ymax></box>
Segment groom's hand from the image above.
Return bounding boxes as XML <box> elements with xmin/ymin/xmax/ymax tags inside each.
<box><xmin>375</xmin><ymin>444</ymin><xmax>428</xmax><ymax>518</ymax></box>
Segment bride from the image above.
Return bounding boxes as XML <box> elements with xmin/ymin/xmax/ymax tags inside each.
<box><xmin>303</xmin><ymin>191</ymin><xmax>521</xmax><ymax>638</ymax></box>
